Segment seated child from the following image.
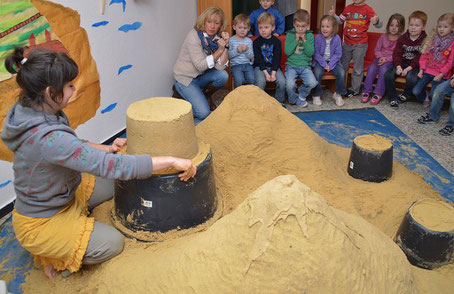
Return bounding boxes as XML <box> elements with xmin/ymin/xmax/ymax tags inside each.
<box><xmin>229</xmin><ymin>14</ymin><xmax>255</xmax><ymax>88</ymax></box>
<box><xmin>312</xmin><ymin>15</ymin><xmax>346</xmax><ymax>106</ymax></box>
<box><xmin>284</xmin><ymin>9</ymin><xmax>318</xmax><ymax>107</ymax></box>
<box><xmin>249</xmin><ymin>0</ymin><xmax>285</xmax><ymax>36</ymax></box>
<box><xmin>361</xmin><ymin>13</ymin><xmax>405</xmax><ymax>105</ymax></box>
<box><xmin>384</xmin><ymin>11</ymin><xmax>427</xmax><ymax>107</ymax></box>
<box><xmin>418</xmin><ymin>75</ymin><xmax>454</xmax><ymax>136</ymax></box>
<box><xmin>330</xmin><ymin>0</ymin><xmax>382</xmax><ymax>98</ymax></box>
<box><xmin>413</xmin><ymin>13</ymin><xmax>454</xmax><ymax>107</ymax></box>
<box><xmin>253</xmin><ymin>12</ymin><xmax>286</xmax><ymax>106</ymax></box>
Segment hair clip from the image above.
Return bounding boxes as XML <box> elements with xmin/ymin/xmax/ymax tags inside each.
<box><xmin>20</xmin><ymin>58</ymin><xmax>28</xmax><ymax>65</ymax></box>
<box><xmin>11</xmin><ymin>63</ymin><xmax>19</xmax><ymax>72</ymax></box>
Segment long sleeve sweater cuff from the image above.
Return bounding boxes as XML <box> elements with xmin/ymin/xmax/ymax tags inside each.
<box><xmin>135</xmin><ymin>154</ymin><xmax>153</xmax><ymax>179</ymax></box>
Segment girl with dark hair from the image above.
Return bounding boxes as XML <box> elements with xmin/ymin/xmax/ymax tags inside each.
<box><xmin>2</xmin><ymin>47</ymin><xmax>196</xmax><ymax>280</ymax></box>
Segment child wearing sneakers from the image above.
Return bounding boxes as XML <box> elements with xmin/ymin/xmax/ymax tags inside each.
<box><xmin>329</xmin><ymin>0</ymin><xmax>382</xmax><ymax>98</ymax></box>
<box><xmin>312</xmin><ymin>15</ymin><xmax>347</xmax><ymax>106</ymax></box>
<box><xmin>417</xmin><ymin>74</ymin><xmax>454</xmax><ymax>136</ymax></box>
<box><xmin>384</xmin><ymin>11</ymin><xmax>427</xmax><ymax>107</ymax></box>
<box><xmin>284</xmin><ymin>9</ymin><xmax>318</xmax><ymax>108</ymax></box>
<box><xmin>253</xmin><ymin>12</ymin><xmax>286</xmax><ymax>105</ymax></box>
<box><xmin>361</xmin><ymin>14</ymin><xmax>405</xmax><ymax>105</ymax></box>
<box><xmin>412</xmin><ymin>13</ymin><xmax>454</xmax><ymax>107</ymax></box>
<box><xmin>229</xmin><ymin>14</ymin><xmax>255</xmax><ymax>88</ymax></box>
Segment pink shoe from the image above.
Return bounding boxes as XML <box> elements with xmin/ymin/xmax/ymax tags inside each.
<box><xmin>360</xmin><ymin>93</ymin><xmax>370</xmax><ymax>103</ymax></box>
<box><xmin>369</xmin><ymin>94</ymin><xmax>382</xmax><ymax>105</ymax></box>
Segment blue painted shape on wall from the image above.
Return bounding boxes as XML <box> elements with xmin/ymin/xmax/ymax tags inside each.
<box><xmin>118</xmin><ymin>64</ymin><xmax>133</xmax><ymax>75</ymax></box>
<box><xmin>118</xmin><ymin>22</ymin><xmax>142</xmax><ymax>33</ymax></box>
<box><xmin>92</xmin><ymin>21</ymin><xmax>109</xmax><ymax>27</ymax></box>
<box><xmin>109</xmin><ymin>0</ymin><xmax>126</xmax><ymax>12</ymax></box>
<box><xmin>0</xmin><ymin>180</ymin><xmax>11</xmax><ymax>188</ymax></box>
<box><xmin>101</xmin><ymin>103</ymin><xmax>117</xmax><ymax>114</ymax></box>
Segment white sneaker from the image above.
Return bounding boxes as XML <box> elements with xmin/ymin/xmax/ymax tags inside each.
<box><xmin>312</xmin><ymin>96</ymin><xmax>322</xmax><ymax>106</ymax></box>
<box><xmin>333</xmin><ymin>92</ymin><xmax>344</xmax><ymax>106</ymax></box>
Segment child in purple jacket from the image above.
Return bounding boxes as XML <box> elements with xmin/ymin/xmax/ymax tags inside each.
<box><xmin>361</xmin><ymin>13</ymin><xmax>405</xmax><ymax>105</ymax></box>
<box><xmin>312</xmin><ymin>15</ymin><xmax>346</xmax><ymax>106</ymax></box>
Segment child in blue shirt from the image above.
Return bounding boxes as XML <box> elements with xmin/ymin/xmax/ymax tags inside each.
<box><xmin>229</xmin><ymin>14</ymin><xmax>255</xmax><ymax>88</ymax></box>
<box><xmin>249</xmin><ymin>0</ymin><xmax>285</xmax><ymax>36</ymax></box>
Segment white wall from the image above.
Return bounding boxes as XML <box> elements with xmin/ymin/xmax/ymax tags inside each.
<box><xmin>366</xmin><ymin>0</ymin><xmax>452</xmax><ymax>33</ymax></box>
<box><xmin>0</xmin><ymin>0</ymin><xmax>197</xmax><ymax>210</ymax></box>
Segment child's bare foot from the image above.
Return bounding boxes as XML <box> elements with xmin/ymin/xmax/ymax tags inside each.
<box><xmin>44</xmin><ymin>265</ymin><xmax>58</xmax><ymax>280</ymax></box>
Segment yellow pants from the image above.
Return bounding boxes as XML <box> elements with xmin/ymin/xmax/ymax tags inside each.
<box><xmin>12</xmin><ymin>173</ymin><xmax>96</xmax><ymax>272</ymax></box>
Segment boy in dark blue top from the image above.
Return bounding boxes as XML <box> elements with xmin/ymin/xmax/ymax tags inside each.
<box><xmin>253</xmin><ymin>12</ymin><xmax>286</xmax><ymax>105</ymax></box>
<box><xmin>250</xmin><ymin>0</ymin><xmax>285</xmax><ymax>36</ymax></box>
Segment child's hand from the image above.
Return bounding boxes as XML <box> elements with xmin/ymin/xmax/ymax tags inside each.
<box><xmin>378</xmin><ymin>57</ymin><xmax>386</xmax><ymax>66</ymax></box>
<box><xmin>273</xmin><ymin>32</ymin><xmax>280</xmax><ymax>37</ymax></box>
<box><xmin>396</xmin><ymin>66</ymin><xmax>403</xmax><ymax>75</ymax></box>
<box><xmin>270</xmin><ymin>71</ymin><xmax>277</xmax><ymax>82</ymax></box>
<box><xmin>324</xmin><ymin>65</ymin><xmax>330</xmax><ymax>71</ymax></box>
<box><xmin>110</xmin><ymin>138</ymin><xmax>127</xmax><ymax>153</ymax></box>
<box><xmin>401</xmin><ymin>66</ymin><xmax>412</xmax><ymax>77</ymax></box>
<box><xmin>264</xmin><ymin>70</ymin><xmax>272</xmax><ymax>81</ymax></box>
<box><xmin>371</xmin><ymin>15</ymin><xmax>379</xmax><ymax>25</ymax></box>
<box><xmin>417</xmin><ymin>70</ymin><xmax>424</xmax><ymax>79</ymax></box>
<box><xmin>328</xmin><ymin>5</ymin><xmax>335</xmax><ymax>16</ymax></box>
<box><xmin>172</xmin><ymin>158</ymin><xmax>197</xmax><ymax>181</ymax></box>
<box><xmin>450</xmin><ymin>78</ymin><xmax>454</xmax><ymax>88</ymax></box>
<box><xmin>433</xmin><ymin>73</ymin><xmax>443</xmax><ymax>82</ymax></box>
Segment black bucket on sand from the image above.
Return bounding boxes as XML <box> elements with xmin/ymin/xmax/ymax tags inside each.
<box><xmin>347</xmin><ymin>135</ymin><xmax>393</xmax><ymax>182</ymax></box>
<box><xmin>394</xmin><ymin>200</ymin><xmax>454</xmax><ymax>269</ymax></box>
<box><xmin>113</xmin><ymin>152</ymin><xmax>217</xmax><ymax>233</ymax></box>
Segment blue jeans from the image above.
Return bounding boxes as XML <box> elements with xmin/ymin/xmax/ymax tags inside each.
<box><xmin>412</xmin><ymin>73</ymin><xmax>443</xmax><ymax>101</ymax></box>
<box><xmin>231</xmin><ymin>63</ymin><xmax>255</xmax><ymax>88</ymax></box>
<box><xmin>174</xmin><ymin>69</ymin><xmax>228</xmax><ymax>124</ymax></box>
<box><xmin>254</xmin><ymin>67</ymin><xmax>286</xmax><ymax>102</ymax></box>
<box><xmin>429</xmin><ymin>79</ymin><xmax>454</xmax><ymax>127</ymax></box>
<box><xmin>384</xmin><ymin>62</ymin><xmax>419</xmax><ymax>102</ymax></box>
<box><xmin>313</xmin><ymin>63</ymin><xmax>347</xmax><ymax>96</ymax></box>
<box><xmin>285</xmin><ymin>65</ymin><xmax>318</xmax><ymax>104</ymax></box>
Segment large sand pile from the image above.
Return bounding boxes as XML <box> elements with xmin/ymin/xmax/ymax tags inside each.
<box><xmin>21</xmin><ymin>86</ymin><xmax>453</xmax><ymax>293</ymax></box>
<box><xmin>26</xmin><ymin>175</ymin><xmax>416</xmax><ymax>293</ymax></box>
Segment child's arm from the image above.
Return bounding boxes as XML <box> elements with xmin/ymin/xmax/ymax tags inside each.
<box><xmin>271</xmin><ymin>38</ymin><xmax>282</xmax><ymax>72</ymax></box>
<box><xmin>303</xmin><ymin>33</ymin><xmax>315</xmax><ymax>58</ymax></box>
<box><xmin>328</xmin><ymin>5</ymin><xmax>343</xmax><ymax>24</ymax></box>
<box><xmin>392</xmin><ymin>37</ymin><xmax>403</xmax><ymax>68</ymax></box>
<box><xmin>228</xmin><ymin>38</ymin><xmax>241</xmax><ymax>60</ymax></box>
<box><xmin>328</xmin><ymin>36</ymin><xmax>342</xmax><ymax>70</ymax></box>
<box><xmin>275</xmin><ymin>11</ymin><xmax>285</xmax><ymax>35</ymax></box>
<box><xmin>245</xmin><ymin>38</ymin><xmax>254</xmax><ymax>61</ymax></box>
<box><xmin>436</xmin><ymin>42</ymin><xmax>454</xmax><ymax>80</ymax></box>
<box><xmin>253</xmin><ymin>39</ymin><xmax>266</xmax><ymax>70</ymax></box>
<box><xmin>313</xmin><ymin>35</ymin><xmax>327</xmax><ymax>68</ymax></box>
<box><xmin>374</xmin><ymin>35</ymin><xmax>385</xmax><ymax>59</ymax></box>
<box><xmin>284</xmin><ymin>33</ymin><xmax>297</xmax><ymax>57</ymax></box>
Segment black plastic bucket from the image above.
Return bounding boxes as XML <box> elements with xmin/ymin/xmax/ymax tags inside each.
<box><xmin>113</xmin><ymin>152</ymin><xmax>217</xmax><ymax>233</ymax></box>
<box><xmin>347</xmin><ymin>137</ymin><xmax>393</xmax><ymax>182</ymax></box>
<box><xmin>394</xmin><ymin>200</ymin><xmax>454</xmax><ymax>269</ymax></box>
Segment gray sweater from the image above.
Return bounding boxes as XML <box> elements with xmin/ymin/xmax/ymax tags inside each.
<box><xmin>1</xmin><ymin>103</ymin><xmax>153</xmax><ymax>217</ymax></box>
<box><xmin>173</xmin><ymin>29</ymin><xmax>227</xmax><ymax>86</ymax></box>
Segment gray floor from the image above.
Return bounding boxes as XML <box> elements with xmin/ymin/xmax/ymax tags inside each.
<box><xmin>214</xmin><ymin>87</ymin><xmax>454</xmax><ymax>176</ymax></box>
<box><xmin>285</xmin><ymin>90</ymin><xmax>454</xmax><ymax>176</ymax></box>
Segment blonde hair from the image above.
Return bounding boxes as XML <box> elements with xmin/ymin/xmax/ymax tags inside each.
<box><xmin>233</xmin><ymin>13</ymin><xmax>250</xmax><ymax>26</ymax></box>
<box><xmin>320</xmin><ymin>15</ymin><xmax>338</xmax><ymax>36</ymax></box>
<box><xmin>386</xmin><ymin>13</ymin><xmax>405</xmax><ymax>36</ymax></box>
<box><xmin>257</xmin><ymin>12</ymin><xmax>275</xmax><ymax>26</ymax></box>
<box><xmin>194</xmin><ymin>7</ymin><xmax>226</xmax><ymax>33</ymax></box>
<box><xmin>421</xmin><ymin>13</ymin><xmax>454</xmax><ymax>54</ymax></box>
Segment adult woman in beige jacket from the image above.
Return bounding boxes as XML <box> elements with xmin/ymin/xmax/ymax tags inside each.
<box><xmin>173</xmin><ymin>7</ymin><xmax>229</xmax><ymax>123</ymax></box>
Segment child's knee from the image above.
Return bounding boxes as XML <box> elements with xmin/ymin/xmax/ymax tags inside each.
<box><xmin>109</xmin><ymin>231</ymin><xmax>125</xmax><ymax>257</ymax></box>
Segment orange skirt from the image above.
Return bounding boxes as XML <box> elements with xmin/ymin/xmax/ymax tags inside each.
<box><xmin>12</xmin><ymin>173</ymin><xmax>96</xmax><ymax>272</ymax></box>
